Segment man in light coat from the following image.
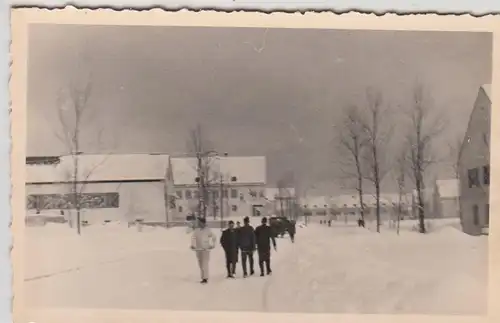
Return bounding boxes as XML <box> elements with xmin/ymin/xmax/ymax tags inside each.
<box><xmin>191</xmin><ymin>217</ymin><xmax>217</xmax><ymax>284</ymax></box>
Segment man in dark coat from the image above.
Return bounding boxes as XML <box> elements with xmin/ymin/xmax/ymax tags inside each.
<box><xmin>220</xmin><ymin>220</ymin><xmax>239</xmax><ymax>278</ymax></box>
<box><xmin>288</xmin><ymin>220</ymin><xmax>296</xmax><ymax>243</ymax></box>
<box><xmin>237</xmin><ymin>216</ymin><xmax>256</xmax><ymax>277</ymax></box>
<box><xmin>254</xmin><ymin>217</ymin><xmax>277</xmax><ymax>276</ymax></box>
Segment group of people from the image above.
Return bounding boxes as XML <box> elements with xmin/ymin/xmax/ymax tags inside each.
<box><xmin>190</xmin><ymin>216</ymin><xmax>278</xmax><ymax>284</ymax></box>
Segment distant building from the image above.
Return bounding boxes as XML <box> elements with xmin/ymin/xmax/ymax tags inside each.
<box><xmin>170</xmin><ymin>156</ymin><xmax>267</xmax><ymax>219</ymax></box>
<box><xmin>300</xmin><ymin>195</ymin><xmax>332</xmax><ymax>217</ymax></box>
<box><xmin>26</xmin><ymin>154</ymin><xmax>172</xmax><ymax>224</ymax></box>
<box><xmin>263</xmin><ymin>187</ymin><xmax>297</xmax><ymax>218</ymax></box>
<box><xmin>331</xmin><ymin>193</ymin><xmax>412</xmax><ymax>222</ymax></box>
<box><xmin>432</xmin><ymin>179</ymin><xmax>460</xmax><ymax>218</ymax></box>
<box><xmin>459</xmin><ymin>84</ymin><xmax>491</xmax><ymax>236</ymax></box>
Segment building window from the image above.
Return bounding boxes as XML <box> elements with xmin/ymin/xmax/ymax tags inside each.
<box><xmin>485</xmin><ymin>204</ymin><xmax>490</xmax><ymax>227</ymax></box>
<box><xmin>259</xmin><ymin>190</ymin><xmax>265</xmax><ymax>198</ymax></box>
<box><xmin>212</xmin><ymin>190</ymin><xmax>219</xmax><ymax>199</ymax></box>
<box><xmin>473</xmin><ymin>204</ymin><xmax>479</xmax><ymax>226</ymax></box>
<box><xmin>231</xmin><ymin>189</ymin><xmax>238</xmax><ymax>199</ymax></box>
<box><xmin>176</xmin><ymin>190</ymin><xmax>183</xmax><ymax>199</ymax></box>
<box><xmin>194</xmin><ymin>191</ymin><xmax>199</xmax><ymax>199</ymax></box>
<box><xmin>178</xmin><ymin>206</ymin><xmax>183</xmax><ymax>213</ymax></box>
<box><xmin>240</xmin><ymin>193</ymin><xmax>244</xmax><ymax>201</ymax></box>
<box><xmin>185</xmin><ymin>190</ymin><xmax>192</xmax><ymax>199</ymax></box>
<box><xmin>483</xmin><ymin>165</ymin><xmax>490</xmax><ymax>185</ymax></box>
<box><xmin>231</xmin><ymin>205</ymin><xmax>238</xmax><ymax>212</ymax></box>
<box><xmin>223</xmin><ymin>189</ymin><xmax>228</xmax><ymax>198</ymax></box>
<box><xmin>468</xmin><ymin>168</ymin><xmax>480</xmax><ymax>188</ymax></box>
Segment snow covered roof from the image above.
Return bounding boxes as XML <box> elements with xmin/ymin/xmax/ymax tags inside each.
<box><xmin>170</xmin><ymin>156</ymin><xmax>266</xmax><ymax>186</ymax></box>
<box><xmin>328</xmin><ymin>193</ymin><xmax>412</xmax><ymax>208</ymax></box>
<box><xmin>435</xmin><ymin>179</ymin><xmax>459</xmax><ymax>198</ymax></box>
<box><xmin>300</xmin><ymin>195</ymin><xmax>331</xmax><ymax>208</ymax></box>
<box><xmin>26</xmin><ymin>154</ymin><xmax>171</xmax><ymax>183</ymax></box>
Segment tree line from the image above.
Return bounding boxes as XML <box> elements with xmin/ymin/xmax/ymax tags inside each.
<box><xmin>335</xmin><ymin>83</ymin><xmax>449</xmax><ymax>234</ymax></box>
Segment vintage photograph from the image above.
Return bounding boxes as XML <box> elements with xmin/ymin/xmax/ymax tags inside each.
<box><xmin>20</xmin><ymin>14</ymin><xmax>491</xmax><ymax>316</ymax></box>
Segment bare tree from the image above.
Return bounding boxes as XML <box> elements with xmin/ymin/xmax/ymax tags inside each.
<box><xmin>447</xmin><ymin>135</ymin><xmax>463</xmax><ymax>180</ymax></box>
<box><xmin>55</xmin><ymin>61</ymin><xmax>115</xmax><ymax>235</ymax></box>
<box><xmin>276</xmin><ymin>170</ymin><xmax>296</xmax><ymax>219</ymax></box>
<box><xmin>187</xmin><ymin>124</ymin><xmax>218</xmax><ymax>219</ymax></box>
<box><xmin>336</xmin><ymin>105</ymin><xmax>367</xmax><ymax>222</ymax></box>
<box><xmin>395</xmin><ymin>148</ymin><xmax>407</xmax><ymax>235</ymax></box>
<box><xmin>359</xmin><ymin>88</ymin><xmax>394</xmax><ymax>233</ymax></box>
<box><xmin>276</xmin><ymin>178</ymin><xmax>287</xmax><ymax>218</ymax></box>
<box><xmin>404</xmin><ymin>83</ymin><xmax>447</xmax><ymax>234</ymax></box>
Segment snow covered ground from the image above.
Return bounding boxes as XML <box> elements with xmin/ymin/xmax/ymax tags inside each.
<box><xmin>23</xmin><ymin>218</ymin><xmax>488</xmax><ymax>315</ymax></box>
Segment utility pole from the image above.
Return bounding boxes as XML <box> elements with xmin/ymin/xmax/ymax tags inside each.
<box><xmin>220</xmin><ymin>173</ymin><xmax>224</xmax><ymax>230</ymax></box>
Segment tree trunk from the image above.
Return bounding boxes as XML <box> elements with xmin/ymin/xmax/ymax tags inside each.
<box><xmin>375</xmin><ymin>183</ymin><xmax>381</xmax><ymax>233</ymax></box>
<box><xmin>416</xmin><ymin>180</ymin><xmax>426</xmax><ymax>233</ymax></box>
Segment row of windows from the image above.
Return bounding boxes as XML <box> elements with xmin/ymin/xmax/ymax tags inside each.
<box><xmin>468</xmin><ymin>165</ymin><xmax>490</xmax><ymax>188</ymax></box>
<box><xmin>27</xmin><ymin>193</ymin><xmax>120</xmax><ymax>210</ymax></box>
<box><xmin>175</xmin><ymin>188</ymin><xmax>265</xmax><ymax>200</ymax></box>
<box><xmin>472</xmin><ymin>203</ymin><xmax>489</xmax><ymax>227</ymax></box>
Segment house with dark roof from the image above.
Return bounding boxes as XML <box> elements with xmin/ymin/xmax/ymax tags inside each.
<box><xmin>458</xmin><ymin>84</ymin><xmax>491</xmax><ymax>235</ymax></box>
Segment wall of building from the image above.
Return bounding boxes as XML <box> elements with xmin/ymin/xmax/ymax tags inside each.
<box><xmin>459</xmin><ymin>87</ymin><xmax>490</xmax><ymax>236</ymax></box>
<box><xmin>26</xmin><ymin>181</ymin><xmax>167</xmax><ymax>224</ymax></box>
<box><xmin>173</xmin><ymin>184</ymin><xmax>267</xmax><ymax>220</ymax></box>
<box><xmin>437</xmin><ymin>198</ymin><xmax>459</xmax><ymax>218</ymax></box>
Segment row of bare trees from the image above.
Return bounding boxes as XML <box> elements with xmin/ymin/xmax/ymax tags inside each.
<box><xmin>336</xmin><ymin>83</ymin><xmax>447</xmax><ymax>233</ymax></box>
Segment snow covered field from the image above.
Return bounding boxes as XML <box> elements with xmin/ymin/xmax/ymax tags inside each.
<box><xmin>23</xmin><ymin>218</ymin><xmax>488</xmax><ymax>315</ymax></box>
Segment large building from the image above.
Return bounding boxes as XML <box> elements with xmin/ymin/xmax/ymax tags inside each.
<box><xmin>169</xmin><ymin>156</ymin><xmax>267</xmax><ymax>220</ymax></box>
<box><xmin>26</xmin><ymin>154</ymin><xmax>172</xmax><ymax>224</ymax></box>
<box><xmin>458</xmin><ymin>84</ymin><xmax>491</xmax><ymax>235</ymax></box>
<box><xmin>26</xmin><ymin>154</ymin><xmax>267</xmax><ymax>224</ymax></box>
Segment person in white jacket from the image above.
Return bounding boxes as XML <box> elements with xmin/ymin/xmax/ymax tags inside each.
<box><xmin>191</xmin><ymin>217</ymin><xmax>217</xmax><ymax>284</ymax></box>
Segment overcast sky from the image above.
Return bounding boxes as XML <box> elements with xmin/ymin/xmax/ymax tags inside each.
<box><xmin>27</xmin><ymin>25</ymin><xmax>492</xmax><ymax>194</ymax></box>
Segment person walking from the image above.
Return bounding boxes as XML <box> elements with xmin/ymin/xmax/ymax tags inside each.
<box><xmin>220</xmin><ymin>220</ymin><xmax>239</xmax><ymax>278</ymax></box>
<box><xmin>238</xmin><ymin>216</ymin><xmax>256</xmax><ymax>278</ymax></box>
<box><xmin>190</xmin><ymin>217</ymin><xmax>217</xmax><ymax>284</ymax></box>
<box><xmin>254</xmin><ymin>217</ymin><xmax>277</xmax><ymax>276</ymax></box>
<box><xmin>234</xmin><ymin>221</ymin><xmax>242</xmax><ymax>274</ymax></box>
<box><xmin>288</xmin><ymin>219</ymin><xmax>296</xmax><ymax>243</ymax></box>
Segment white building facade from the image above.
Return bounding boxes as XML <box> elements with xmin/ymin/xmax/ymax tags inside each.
<box><xmin>459</xmin><ymin>84</ymin><xmax>491</xmax><ymax>235</ymax></box>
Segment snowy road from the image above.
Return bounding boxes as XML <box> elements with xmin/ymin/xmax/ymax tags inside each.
<box><xmin>24</xmin><ymin>221</ymin><xmax>488</xmax><ymax>315</ymax></box>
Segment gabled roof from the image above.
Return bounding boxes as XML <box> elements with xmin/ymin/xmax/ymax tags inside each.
<box><xmin>481</xmin><ymin>84</ymin><xmax>491</xmax><ymax>101</ymax></box>
<box><xmin>458</xmin><ymin>84</ymin><xmax>492</xmax><ymax>163</ymax></box>
<box><xmin>435</xmin><ymin>179</ymin><xmax>459</xmax><ymax>198</ymax></box>
<box><xmin>170</xmin><ymin>156</ymin><xmax>266</xmax><ymax>186</ymax></box>
<box><xmin>26</xmin><ymin>154</ymin><xmax>171</xmax><ymax>183</ymax></box>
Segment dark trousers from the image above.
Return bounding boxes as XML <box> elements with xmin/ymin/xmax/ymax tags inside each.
<box><xmin>225</xmin><ymin>251</ymin><xmax>237</xmax><ymax>275</ymax></box>
<box><xmin>290</xmin><ymin>233</ymin><xmax>295</xmax><ymax>243</ymax></box>
<box><xmin>241</xmin><ymin>250</ymin><xmax>254</xmax><ymax>275</ymax></box>
<box><xmin>258</xmin><ymin>249</ymin><xmax>271</xmax><ymax>274</ymax></box>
